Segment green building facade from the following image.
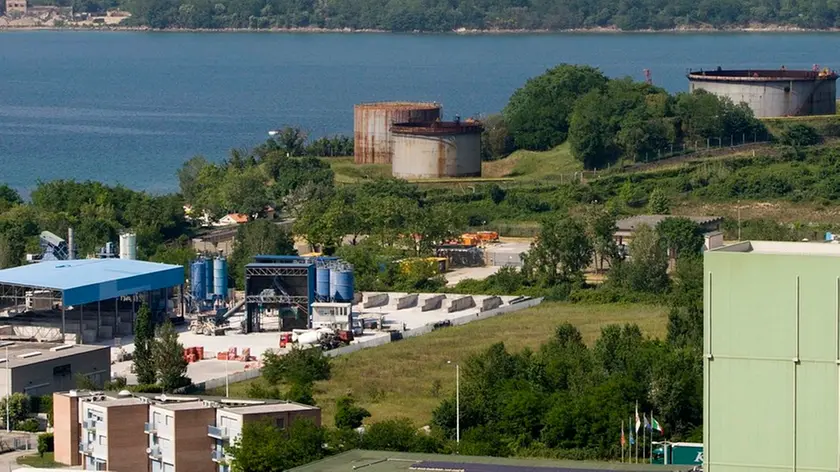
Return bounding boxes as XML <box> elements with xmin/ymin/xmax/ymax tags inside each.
<box><xmin>705</xmin><ymin>241</ymin><xmax>840</xmax><ymax>472</ymax></box>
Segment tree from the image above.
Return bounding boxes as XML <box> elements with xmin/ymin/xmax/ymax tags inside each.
<box><xmin>522</xmin><ymin>216</ymin><xmax>593</xmax><ymax>285</ymax></box>
<box><xmin>286</xmin><ymin>380</ymin><xmax>315</xmax><ymax>405</ymax></box>
<box><xmin>334</xmin><ymin>396</ymin><xmax>371</xmax><ymax>429</ymax></box>
<box><xmin>133</xmin><ymin>303</ymin><xmax>157</xmax><ymax>385</ymax></box>
<box><xmin>617</xmin><ymin>223</ymin><xmax>669</xmax><ymax>293</ymax></box>
<box><xmin>480</xmin><ymin>114</ymin><xmax>516</xmax><ymax>160</ymax></box>
<box><xmin>656</xmin><ymin>217</ymin><xmax>704</xmax><ymax>259</ymax></box>
<box><xmin>587</xmin><ymin>205</ymin><xmax>619</xmax><ymax>271</ymax></box>
<box><xmin>569</xmin><ymin>89</ymin><xmax>616</xmax><ymax>169</ymax></box>
<box><xmin>0</xmin><ymin>393</ymin><xmax>30</xmax><ymax>429</ymax></box>
<box><xmin>360</xmin><ymin>418</ymin><xmax>424</xmax><ymax>452</ymax></box>
<box><xmin>177</xmin><ymin>156</ymin><xmax>213</xmax><ymax>203</ymax></box>
<box><xmin>268</xmin><ymin>127</ymin><xmax>308</xmax><ymax>157</ymax></box>
<box><xmin>504</xmin><ymin>64</ymin><xmax>608</xmax><ymax>151</ymax></box>
<box><xmin>647</xmin><ymin>188</ymin><xmax>670</xmax><ymax>214</ymax></box>
<box><xmin>667</xmin><ymin>255</ymin><xmax>704</xmax><ymax>350</ymax></box>
<box><xmin>227</xmin><ymin>419</ymin><xmax>325</xmax><ymax>472</ymax></box>
<box><xmin>152</xmin><ymin>321</ymin><xmax>190</xmax><ymax>392</ymax></box>
<box><xmin>261</xmin><ymin>347</ymin><xmax>331</xmax><ymax>385</ymax></box>
<box><xmin>229</xmin><ymin>220</ymin><xmax>297</xmax><ymax>289</ymax></box>
<box><xmin>780</xmin><ymin>123</ymin><xmax>821</xmax><ymax>147</ymax></box>
<box><xmin>221</xmin><ymin>166</ymin><xmax>270</xmax><ymax>218</ymax></box>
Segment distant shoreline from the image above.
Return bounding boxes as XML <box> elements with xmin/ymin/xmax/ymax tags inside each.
<box><xmin>2</xmin><ymin>24</ymin><xmax>840</xmax><ymax>34</ymax></box>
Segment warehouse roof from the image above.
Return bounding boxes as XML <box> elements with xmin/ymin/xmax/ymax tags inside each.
<box><xmin>0</xmin><ymin>342</ymin><xmax>108</xmax><ymax>368</ymax></box>
<box><xmin>616</xmin><ymin>215</ymin><xmax>722</xmax><ymax>232</ymax></box>
<box><xmin>289</xmin><ymin>450</ymin><xmax>674</xmax><ymax>472</ymax></box>
<box><xmin>713</xmin><ymin>240</ymin><xmax>840</xmax><ymax>256</ymax></box>
<box><xmin>0</xmin><ymin>259</ymin><xmax>183</xmax><ymax>306</ymax></box>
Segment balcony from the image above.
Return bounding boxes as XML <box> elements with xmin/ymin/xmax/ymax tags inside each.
<box><xmin>144</xmin><ymin>422</ymin><xmax>157</xmax><ymax>434</ymax></box>
<box><xmin>147</xmin><ymin>446</ymin><xmax>162</xmax><ymax>459</ymax></box>
<box><xmin>207</xmin><ymin>425</ymin><xmax>229</xmax><ymax>440</ymax></box>
<box><xmin>210</xmin><ymin>449</ymin><xmax>227</xmax><ymax>462</ymax></box>
<box><xmin>78</xmin><ymin>441</ymin><xmax>93</xmax><ymax>454</ymax></box>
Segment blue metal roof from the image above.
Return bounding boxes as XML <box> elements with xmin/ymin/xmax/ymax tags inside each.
<box><xmin>0</xmin><ymin>259</ymin><xmax>184</xmax><ymax>306</ymax></box>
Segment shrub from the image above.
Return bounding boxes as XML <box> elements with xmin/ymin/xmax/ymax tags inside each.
<box><xmin>779</xmin><ymin>123</ymin><xmax>821</xmax><ymax>147</ymax></box>
<box><xmin>17</xmin><ymin>418</ymin><xmax>40</xmax><ymax>433</ymax></box>
<box><xmin>129</xmin><ymin>384</ymin><xmax>163</xmax><ymax>393</ymax></box>
<box><xmin>37</xmin><ymin>432</ymin><xmax>54</xmax><ymax>457</ymax></box>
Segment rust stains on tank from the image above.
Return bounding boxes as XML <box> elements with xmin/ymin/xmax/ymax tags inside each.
<box><xmin>353</xmin><ymin>102</ymin><xmax>442</xmax><ymax>165</ymax></box>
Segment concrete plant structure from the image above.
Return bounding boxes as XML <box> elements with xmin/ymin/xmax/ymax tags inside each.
<box><xmin>390</xmin><ymin>120</ymin><xmax>483</xmax><ymax>179</ymax></box>
<box><xmin>704</xmin><ymin>241</ymin><xmax>840</xmax><ymax>472</ymax></box>
<box><xmin>353</xmin><ymin>102</ymin><xmax>441</xmax><ymax>164</ymax></box>
<box><xmin>687</xmin><ymin>68</ymin><xmax>838</xmax><ymax>117</ymax></box>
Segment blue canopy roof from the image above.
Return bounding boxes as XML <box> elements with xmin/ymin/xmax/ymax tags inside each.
<box><xmin>0</xmin><ymin>259</ymin><xmax>184</xmax><ymax>306</ymax></box>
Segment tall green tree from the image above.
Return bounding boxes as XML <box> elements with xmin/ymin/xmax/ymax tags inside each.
<box><xmin>133</xmin><ymin>303</ymin><xmax>157</xmax><ymax>385</ymax></box>
<box><xmin>647</xmin><ymin>188</ymin><xmax>670</xmax><ymax>214</ymax></box>
<box><xmin>569</xmin><ymin>89</ymin><xmax>616</xmax><ymax>169</ymax></box>
<box><xmin>522</xmin><ymin>216</ymin><xmax>594</xmax><ymax>285</ymax></box>
<box><xmin>152</xmin><ymin>321</ymin><xmax>190</xmax><ymax>392</ymax></box>
<box><xmin>504</xmin><ymin>64</ymin><xmax>608</xmax><ymax>151</ymax></box>
<box><xmin>587</xmin><ymin>206</ymin><xmax>619</xmax><ymax>271</ymax></box>
<box><xmin>227</xmin><ymin>419</ymin><xmax>325</xmax><ymax>472</ymax></box>
<box><xmin>229</xmin><ymin>219</ymin><xmax>297</xmax><ymax>289</ymax></box>
<box><xmin>335</xmin><ymin>396</ymin><xmax>371</xmax><ymax>429</ymax></box>
<box><xmin>656</xmin><ymin>217</ymin><xmax>704</xmax><ymax>259</ymax></box>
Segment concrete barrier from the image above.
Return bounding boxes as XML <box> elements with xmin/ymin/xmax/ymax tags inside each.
<box><xmin>447</xmin><ymin>296</ymin><xmax>476</xmax><ymax>313</ymax></box>
<box><xmin>191</xmin><ymin>297</ymin><xmax>545</xmax><ymax>393</ymax></box>
<box><xmin>422</xmin><ymin>295</ymin><xmax>446</xmax><ymax>312</ymax></box>
<box><xmin>481</xmin><ymin>296</ymin><xmax>502</xmax><ymax>312</ymax></box>
<box><xmin>396</xmin><ymin>294</ymin><xmax>419</xmax><ymax>310</ymax></box>
<box><xmin>363</xmin><ymin>293</ymin><xmax>389</xmax><ymax>309</ymax></box>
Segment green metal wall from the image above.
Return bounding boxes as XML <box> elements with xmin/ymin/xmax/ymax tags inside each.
<box><xmin>705</xmin><ymin>250</ymin><xmax>840</xmax><ymax>472</ymax></box>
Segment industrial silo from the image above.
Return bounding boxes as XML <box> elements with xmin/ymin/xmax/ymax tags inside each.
<box><xmin>316</xmin><ymin>264</ymin><xmax>330</xmax><ymax>300</ymax></box>
<box><xmin>190</xmin><ymin>260</ymin><xmax>206</xmax><ymax>301</ymax></box>
<box><xmin>205</xmin><ymin>257</ymin><xmax>214</xmax><ymax>300</ymax></box>
<box><xmin>119</xmin><ymin>232</ymin><xmax>136</xmax><ymax>260</ymax></box>
<box><xmin>213</xmin><ymin>257</ymin><xmax>227</xmax><ymax>300</ymax></box>
<box><xmin>391</xmin><ymin>120</ymin><xmax>483</xmax><ymax>179</ymax></box>
<box><xmin>687</xmin><ymin>67</ymin><xmax>838</xmax><ymax>117</ymax></box>
<box><xmin>354</xmin><ymin>101</ymin><xmax>442</xmax><ymax>164</ymax></box>
<box><xmin>329</xmin><ymin>266</ymin><xmax>354</xmax><ymax>302</ymax></box>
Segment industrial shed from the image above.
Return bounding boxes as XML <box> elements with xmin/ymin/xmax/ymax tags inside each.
<box><xmin>0</xmin><ymin>259</ymin><xmax>184</xmax><ymax>343</ymax></box>
<box><xmin>0</xmin><ymin>342</ymin><xmax>110</xmax><ymax>395</ymax></box>
<box><xmin>704</xmin><ymin>241</ymin><xmax>840</xmax><ymax>472</ymax></box>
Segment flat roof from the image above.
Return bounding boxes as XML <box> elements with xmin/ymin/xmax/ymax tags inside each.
<box><xmin>711</xmin><ymin>240</ymin><xmax>840</xmax><ymax>256</ymax></box>
<box><xmin>616</xmin><ymin>215</ymin><xmax>722</xmax><ymax>232</ymax></box>
<box><xmin>0</xmin><ymin>259</ymin><xmax>184</xmax><ymax>306</ymax></box>
<box><xmin>1</xmin><ymin>342</ymin><xmax>108</xmax><ymax>368</ymax></box>
<box><xmin>687</xmin><ymin>68</ymin><xmax>838</xmax><ymax>82</ymax></box>
<box><xmin>87</xmin><ymin>397</ymin><xmax>146</xmax><ymax>408</ymax></box>
<box><xmin>221</xmin><ymin>402</ymin><xmax>318</xmax><ymax>415</ymax></box>
<box><xmin>153</xmin><ymin>400</ymin><xmax>213</xmax><ymax>411</ymax></box>
<box><xmin>289</xmin><ymin>451</ymin><xmax>672</xmax><ymax>472</ymax></box>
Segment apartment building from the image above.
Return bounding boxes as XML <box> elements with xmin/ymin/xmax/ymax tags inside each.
<box><xmin>78</xmin><ymin>397</ymin><xmax>149</xmax><ymax>471</ymax></box>
<box><xmin>147</xmin><ymin>402</ymin><xmax>216</xmax><ymax>472</ymax></box>
<box><xmin>210</xmin><ymin>403</ymin><xmax>321</xmax><ymax>471</ymax></box>
<box><xmin>53</xmin><ymin>390</ymin><xmax>321</xmax><ymax>472</ymax></box>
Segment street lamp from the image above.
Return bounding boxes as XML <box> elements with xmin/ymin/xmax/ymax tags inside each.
<box><xmin>447</xmin><ymin>361</ymin><xmax>459</xmax><ymax>444</ymax></box>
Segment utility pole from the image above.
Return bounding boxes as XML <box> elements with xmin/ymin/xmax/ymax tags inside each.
<box><xmin>448</xmin><ymin>361</ymin><xmax>460</xmax><ymax>444</ymax></box>
<box><xmin>6</xmin><ymin>345</ymin><xmax>10</xmax><ymax>433</ymax></box>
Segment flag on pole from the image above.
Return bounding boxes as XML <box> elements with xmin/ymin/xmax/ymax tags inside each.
<box><xmin>629</xmin><ymin>427</ymin><xmax>635</xmax><ymax>445</ymax></box>
<box><xmin>644</xmin><ymin>414</ymin><xmax>651</xmax><ymax>431</ymax></box>
<box><xmin>635</xmin><ymin>403</ymin><xmax>641</xmax><ymax>433</ymax></box>
<box><xmin>651</xmin><ymin>416</ymin><xmax>664</xmax><ymax>435</ymax></box>
<box><xmin>621</xmin><ymin>422</ymin><xmax>626</xmax><ymax>447</ymax></box>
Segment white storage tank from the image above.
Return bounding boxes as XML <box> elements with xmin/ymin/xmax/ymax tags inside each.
<box><xmin>391</xmin><ymin>119</ymin><xmax>483</xmax><ymax>179</ymax></box>
<box><xmin>119</xmin><ymin>232</ymin><xmax>137</xmax><ymax>260</ymax></box>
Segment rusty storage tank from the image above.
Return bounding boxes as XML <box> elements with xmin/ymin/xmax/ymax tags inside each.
<box><xmin>687</xmin><ymin>67</ymin><xmax>838</xmax><ymax>117</ymax></box>
<box><xmin>390</xmin><ymin>120</ymin><xmax>483</xmax><ymax>179</ymax></box>
<box><xmin>354</xmin><ymin>101</ymin><xmax>442</xmax><ymax>164</ymax></box>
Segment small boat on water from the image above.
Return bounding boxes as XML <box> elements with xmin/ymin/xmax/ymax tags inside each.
<box><xmin>268</xmin><ymin>129</ymin><xmax>280</xmax><ymax>137</ymax></box>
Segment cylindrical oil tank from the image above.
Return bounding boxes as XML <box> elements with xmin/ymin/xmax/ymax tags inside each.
<box><xmin>354</xmin><ymin>102</ymin><xmax>442</xmax><ymax>165</ymax></box>
<box><xmin>687</xmin><ymin>68</ymin><xmax>839</xmax><ymax>117</ymax></box>
<box><xmin>331</xmin><ymin>267</ymin><xmax>354</xmax><ymax>302</ymax></box>
<box><xmin>190</xmin><ymin>260</ymin><xmax>206</xmax><ymax>301</ymax></box>
<box><xmin>316</xmin><ymin>266</ymin><xmax>330</xmax><ymax>300</ymax></box>
<box><xmin>205</xmin><ymin>257</ymin><xmax>214</xmax><ymax>299</ymax></box>
<box><xmin>213</xmin><ymin>257</ymin><xmax>227</xmax><ymax>301</ymax></box>
<box><xmin>391</xmin><ymin>121</ymin><xmax>483</xmax><ymax>179</ymax></box>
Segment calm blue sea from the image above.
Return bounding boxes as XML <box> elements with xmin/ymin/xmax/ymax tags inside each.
<box><xmin>1</xmin><ymin>31</ymin><xmax>839</xmax><ymax>193</ymax></box>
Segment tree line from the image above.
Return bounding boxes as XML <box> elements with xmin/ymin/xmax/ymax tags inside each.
<box><xmin>50</xmin><ymin>0</ymin><xmax>840</xmax><ymax>31</ymax></box>
<box><xmin>490</xmin><ymin>64</ymin><xmax>766</xmax><ymax>169</ymax></box>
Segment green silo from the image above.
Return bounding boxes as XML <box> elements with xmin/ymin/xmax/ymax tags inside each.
<box><xmin>705</xmin><ymin>241</ymin><xmax>840</xmax><ymax>472</ymax></box>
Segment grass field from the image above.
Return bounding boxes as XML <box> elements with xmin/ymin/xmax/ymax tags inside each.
<box><xmin>17</xmin><ymin>452</ymin><xmax>61</xmax><ymax>468</ymax></box>
<box><xmin>483</xmin><ymin>143</ymin><xmax>582</xmax><ymax>180</ymax></box>
<box><xmin>209</xmin><ymin>301</ymin><xmax>667</xmax><ymax>427</ymax></box>
<box><xmin>327</xmin><ymin>157</ymin><xmax>391</xmax><ymax>183</ymax></box>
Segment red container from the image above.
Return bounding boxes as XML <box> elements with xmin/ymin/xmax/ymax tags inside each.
<box><xmin>217</xmin><ymin>352</ymin><xmax>228</xmax><ymax>361</ymax></box>
<box><xmin>196</xmin><ymin>346</ymin><xmax>204</xmax><ymax>360</ymax></box>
